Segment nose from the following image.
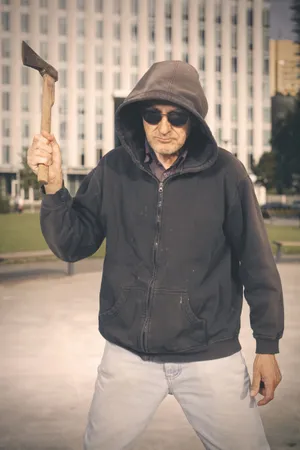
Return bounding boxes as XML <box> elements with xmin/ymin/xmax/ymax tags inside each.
<box><xmin>158</xmin><ymin>115</ymin><xmax>172</xmax><ymax>135</ymax></box>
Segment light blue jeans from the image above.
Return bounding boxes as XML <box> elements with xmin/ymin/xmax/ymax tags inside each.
<box><xmin>84</xmin><ymin>340</ymin><xmax>270</xmax><ymax>450</ymax></box>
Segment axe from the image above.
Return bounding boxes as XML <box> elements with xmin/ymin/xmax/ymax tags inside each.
<box><xmin>22</xmin><ymin>41</ymin><xmax>58</xmax><ymax>185</ymax></box>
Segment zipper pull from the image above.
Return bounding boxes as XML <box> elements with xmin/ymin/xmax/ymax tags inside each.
<box><xmin>158</xmin><ymin>182</ymin><xmax>164</xmax><ymax>193</ymax></box>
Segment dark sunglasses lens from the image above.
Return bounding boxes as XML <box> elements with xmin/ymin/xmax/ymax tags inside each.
<box><xmin>168</xmin><ymin>112</ymin><xmax>189</xmax><ymax>126</ymax></box>
<box><xmin>143</xmin><ymin>110</ymin><xmax>161</xmax><ymax>124</ymax></box>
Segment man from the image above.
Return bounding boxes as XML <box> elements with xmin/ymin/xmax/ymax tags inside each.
<box><xmin>28</xmin><ymin>60</ymin><xmax>283</xmax><ymax>450</ymax></box>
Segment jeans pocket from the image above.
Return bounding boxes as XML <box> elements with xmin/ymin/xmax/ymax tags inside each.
<box><xmin>147</xmin><ymin>289</ymin><xmax>207</xmax><ymax>353</ymax></box>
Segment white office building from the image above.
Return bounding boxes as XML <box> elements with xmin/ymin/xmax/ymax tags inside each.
<box><xmin>1</xmin><ymin>0</ymin><xmax>271</xmax><ymax>196</ymax></box>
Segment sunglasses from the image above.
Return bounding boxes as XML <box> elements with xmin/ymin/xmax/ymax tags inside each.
<box><xmin>142</xmin><ymin>108</ymin><xmax>190</xmax><ymax>127</ymax></box>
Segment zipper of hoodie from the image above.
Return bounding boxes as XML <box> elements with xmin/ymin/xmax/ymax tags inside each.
<box><xmin>140</xmin><ymin>173</ymin><xmax>181</xmax><ymax>352</ymax></box>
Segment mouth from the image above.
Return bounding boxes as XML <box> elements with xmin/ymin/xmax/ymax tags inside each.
<box><xmin>157</xmin><ymin>138</ymin><xmax>172</xmax><ymax>143</ymax></box>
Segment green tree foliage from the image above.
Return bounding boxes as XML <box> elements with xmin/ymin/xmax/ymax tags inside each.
<box><xmin>252</xmin><ymin>152</ymin><xmax>277</xmax><ymax>190</ymax></box>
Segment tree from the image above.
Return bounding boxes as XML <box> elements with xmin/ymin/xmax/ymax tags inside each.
<box><xmin>252</xmin><ymin>152</ymin><xmax>277</xmax><ymax>191</ymax></box>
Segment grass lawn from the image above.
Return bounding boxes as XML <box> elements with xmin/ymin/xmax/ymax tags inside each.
<box><xmin>0</xmin><ymin>213</ymin><xmax>299</xmax><ymax>260</ymax></box>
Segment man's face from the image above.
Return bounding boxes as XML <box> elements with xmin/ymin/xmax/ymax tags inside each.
<box><xmin>142</xmin><ymin>104</ymin><xmax>191</xmax><ymax>156</ymax></box>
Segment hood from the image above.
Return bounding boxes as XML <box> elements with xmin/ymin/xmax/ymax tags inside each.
<box><xmin>115</xmin><ymin>60</ymin><xmax>218</xmax><ymax>172</ymax></box>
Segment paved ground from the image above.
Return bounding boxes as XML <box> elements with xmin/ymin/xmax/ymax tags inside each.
<box><xmin>0</xmin><ymin>263</ymin><xmax>299</xmax><ymax>450</ymax></box>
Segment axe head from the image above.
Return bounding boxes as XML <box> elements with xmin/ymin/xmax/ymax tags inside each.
<box><xmin>22</xmin><ymin>41</ymin><xmax>58</xmax><ymax>82</ymax></box>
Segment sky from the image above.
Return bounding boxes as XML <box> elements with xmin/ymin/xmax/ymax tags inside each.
<box><xmin>270</xmin><ymin>0</ymin><xmax>296</xmax><ymax>40</ymax></box>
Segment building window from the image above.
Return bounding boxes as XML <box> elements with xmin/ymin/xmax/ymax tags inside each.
<box><xmin>264</xmin><ymin>58</ymin><xmax>269</xmax><ymax>75</ymax></box>
<box><xmin>182</xmin><ymin>51</ymin><xmax>188</xmax><ymax>63</ymax></box>
<box><xmin>131</xmin><ymin>23</ymin><xmax>138</xmax><ymax>41</ymax></box>
<box><xmin>22</xmin><ymin>66</ymin><xmax>29</xmax><ymax>85</ymax></box>
<box><xmin>113</xmin><ymin>0</ymin><xmax>121</xmax><ymax>15</ymax></box>
<box><xmin>248</xmin><ymin>54</ymin><xmax>253</xmax><ymax>74</ymax></box>
<box><xmin>77</xmin><ymin>0</ymin><xmax>85</xmax><ymax>11</ymax></box>
<box><xmin>248</xmin><ymin>106</ymin><xmax>253</xmax><ymax>121</ymax></box>
<box><xmin>58</xmin><ymin>17</ymin><xmax>67</xmax><ymax>35</ymax></box>
<box><xmin>216</xmin><ymin>56</ymin><xmax>221</xmax><ymax>72</ymax></box>
<box><xmin>96</xmin><ymin>71</ymin><xmax>103</xmax><ymax>89</ymax></box>
<box><xmin>148</xmin><ymin>0</ymin><xmax>155</xmax><ymax>17</ymax></box>
<box><xmin>199</xmin><ymin>55</ymin><xmax>205</xmax><ymax>71</ymax></box>
<box><xmin>231</xmin><ymin>103</ymin><xmax>237</xmax><ymax>122</ymax></box>
<box><xmin>40</xmin><ymin>42</ymin><xmax>48</xmax><ymax>60</ymax></box>
<box><xmin>59</xmin><ymin>42</ymin><xmax>67</xmax><ymax>61</ymax></box>
<box><xmin>1</xmin><ymin>38</ymin><xmax>10</xmax><ymax>58</ymax></box>
<box><xmin>263</xmin><ymin>130</ymin><xmax>271</xmax><ymax>146</ymax></box>
<box><xmin>182</xmin><ymin>0</ymin><xmax>188</xmax><ymax>20</ymax></box>
<box><xmin>2</xmin><ymin>145</ymin><xmax>10</xmax><ymax>164</ymax></box>
<box><xmin>247</xmin><ymin>8</ymin><xmax>253</xmax><ymax>26</ymax></box>
<box><xmin>165</xmin><ymin>49</ymin><xmax>172</xmax><ymax>60</ymax></box>
<box><xmin>21</xmin><ymin>13</ymin><xmax>30</xmax><ymax>32</ymax></box>
<box><xmin>131</xmin><ymin>48</ymin><xmax>138</xmax><ymax>67</ymax></box>
<box><xmin>21</xmin><ymin>92</ymin><xmax>29</xmax><ymax>111</ymax></box>
<box><xmin>248</xmin><ymin>129</ymin><xmax>253</xmax><ymax>146</ymax></box>
<box><xmin>2</xmin><ymin>118</ymin><xmax>10</xmax><ymax>137</ymax></box>
<box><xmin>166</xmin><ymin>25</ymin><xmax>172</xmax><ymax>43</ymax></box>
<box><xmin>199</xmin><ymin>29</ymin><xmax>205</xmax><ymax>46</ymax></box>
<box><xmin>131</xmin><ymin>72</ymin><xmax>138</xmax><ymax>87</ymax></box>
<box><xmin>263</xmin><ymin>8</ymin><xmax>270</xmax><ymax>27</ymax></box>
<box><xmin>114</xmin><ymin>72</ymin><xmax>121</xmax><ymax>89</ymax></box>
<box><xmin>216</xmin><ymin>79</ymin><xmax>221</xmax><ymax>97</ymax></box>
<box><xmin>231</xmin><ymin>128</ymin><xmax>238</xmax><ymax>145</ymax></box>
<box><xmin>59</xmin><ymin>94</ymin><xmax>67</xmax><ymax>114</ymax></box>
<box><xmin>2</xmin><ymin>65</ymin><xmax>10</xmax><ymax>84</ymax></box>
<box><xmin>131</xmin><ymin>0</ymin><xmax>138</xmax><ymax>15</ymax></box>
<box><xmin>21</xmin><ymin>0</ymin><xmax>29</xmax><ymax>4</ymax></box>
<box><xmin>232</xmin><ymin>57</ymin><xmax>238</xmax><ymax>73</ymax></box>
<box><xmin>198</xmin><ymin>3</ymin><xmax>205</xmax><ymax>22</ymax></box>
<box><xmin>96</xmin><ymin>20</ymin><xmax>103</xmax><ymax>38</ymax></box>
<box><xmin>149</xmin><ymin>23</ymin><xmax>155</xmax><ymax>42</ymax></box>
<box><xmin>113</xmin><ymin>47</ymin><xmax>121</xmax><ymax>65</ymax></box>
<box><xmin>215</xmin><ymin>2</ymin><xmax>221</xmax><ymax>24</ymax></box>
<box><xmin>59</xmin><ymin>0</ymin><xmax>66</xmax><ymax>8</ymax></box>
<box><xmin>59</xmin><ymin>69</ymin><xmax>67</xmax><ymax>87</ymax></box>
<box><xmin>216</xmin><ymin>104</ymin><xmax>222</xmax><ymax>119</ymax></box>
<box><xmin>248</xmin><ymin>76</ymin><xmax>253</xmax><ymax>98</ymax></box>
<box><xmin>96</xmin><ymin>123</ymin><xmax>103</xmax><ymax>140</ymax></box>
<box><xmin>77</xmin><ymin>70</ymin><xmax>85</xmax><ymax>89</ymax></box>
<box><xmin>216</xmin><ymin>27</ymin><xmax>221</xmax><ymax>48</ymax></box>
<box><xmin>248</xmin><ymin>27</ymin><xmax>253</xmax><ymax>50</ymax></box>
<box><xmin>77</xmin><ymin>43</ymin><xmax>85</xmax><ymax>64</ymax></box>
<box><xmin>40</xmin><ymin>0</ymin><xmax>48</xmax><ymax>7</ymax></box>
<box><xmin>95</xmin><ymin>45</ymin><xmax>103</xmax><ymax>64</ymax></box>
<box><xmin>78</xmin><ymin>120</ymin><xmax>85</xmax><ymax>140</ymax></box>
<box><xmin>1</xmin><ymin>12</ymin><xmax>10</xmax><ymax>31</ymax></box>
<box><xmin>77</xmin><ymin>18</ymin><xmax>85</xmax><ymax>36</ymax></box>
<box><xmin>97</xmin><ymin>148</ymin><xmax>103</xmax><ymax>161</ymax></box>
<box><xmin>264</xmin><ymin>107</ymin><xmax>270</xmax><ymax>123</ymax></box>
<box><xmin>40</xmin><ymin>15</ymin><xmax>48</xmax><ymax>34</ymax></box>
<box><xmin>232</xmin><ymin>79</ymin><xmax>237</xmax><ymax>98</ymax></box>
<box><xmin>114</xmin><ymin>22</ymin><xmax>121</xmax><ymax>40</ymax></box>
<box><xmin>232</xmin><ymin>28</ymin><xmax>237</xmax><ymax>49</ymax></box>
<box><xmin>22</xmin><ymin>120</ymin><xmax>30</xmax><ymax>138</ymax></box>
<box><xmin>95</xmin><ymin>96</ymin><xmax>103</xmax><ymax>115</ymax></box>
<box><xmin>95</xmin><ymin>0</ymin><xmax>103</xmax><ymax>13</ymax></box>
<box><xmin>231</xmin><ymin>4</ymin><xmax>238</xmax><ymax>25</ymax></box>
<box><xmin>263</xmin><ymin>30</ymin><xmax>269</xmax><ymax>52</ymax></box>
<box><xmin>149</xmin><ymin>49</ymin><xmax>155</xmax><ymax>66</ymax></box>
<box><xmin>183</xmin><ymin>23</ymin><xmax>188</xmax><ymax>44</ymax></box>
<box><xmin>60</xmin><ymin>121</ymin><xmax>67</xmax><ymax>140</ymax></box>
<box><xmin>165</xmin><ymin>0</ymin><xmax>172</xmax><ymax>18</ymax></box>
<box><xmin>216</xmin><ymin>128</ymin><xmax>222</xmax><ymax>143</ymax></box>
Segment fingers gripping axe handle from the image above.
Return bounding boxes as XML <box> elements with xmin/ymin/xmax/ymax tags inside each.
<box><xmin>21</xmin><ymin>41</ymin><xmax>58</xmax><ymax>185</ymax></box>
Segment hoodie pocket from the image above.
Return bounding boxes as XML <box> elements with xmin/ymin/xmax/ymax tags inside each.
<box><xmin>99</xmin><ymin>286</ymin><xmax>147</xmax><ymax>349</ymax></box>
<box><xmin>147</xmin><ymin>289</ymin><xmax>207</xmax><ymax>353</ymax></box>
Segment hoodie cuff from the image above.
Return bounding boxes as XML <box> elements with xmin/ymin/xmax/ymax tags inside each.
<box><xmin>256</xmin><ymin>339</ymin><xmax>279</xmax><ymax>354</ymax></box>
<box><xmin>41</xmin><ymin>186</ymin><xmax>71</xmax><ymax>208</ymax></box>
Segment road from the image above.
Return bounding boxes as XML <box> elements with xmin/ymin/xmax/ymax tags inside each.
<box><xmin>0</xmin><ymin>264</ymin><xmax>299</xmax><ymax>450</ymax></box>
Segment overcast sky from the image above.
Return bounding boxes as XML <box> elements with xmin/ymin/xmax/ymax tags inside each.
<box><xmin>270</xmin><ymin>0</ymin><xmax>295</xmax><ymax>40</ymax></box>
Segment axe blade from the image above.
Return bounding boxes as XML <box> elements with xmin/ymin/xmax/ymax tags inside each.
<box><xmin>22</xmin><ymin>41</ymin><xmax>58</xmax><ymax>82</ymax></box>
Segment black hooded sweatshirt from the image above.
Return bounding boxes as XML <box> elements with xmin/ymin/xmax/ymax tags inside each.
<box><xmin>41</xmin><ymin>60</ymin><xmax>284</xmax><ymax>362</ymax></box>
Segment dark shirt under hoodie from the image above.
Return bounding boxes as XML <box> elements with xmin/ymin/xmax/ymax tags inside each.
<box><xmin>40</xmin><ymin>60</ymin><xmax>284</xmax><ymax>363</ymax></box>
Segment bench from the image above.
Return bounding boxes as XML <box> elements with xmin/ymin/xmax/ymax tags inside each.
<box><xmin>273</xmin><ymin>241</ymin><xmax>300</xmax><ymax>262</ymax></box>
<box><xmin>0</xmin><ymin>250</ymin><xmax>75</xmax><ymax>275</ymax></box>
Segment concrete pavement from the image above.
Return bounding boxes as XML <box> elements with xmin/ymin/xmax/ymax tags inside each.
<box><xmin>0</xmin><ymin>264</ymin><xmax>299</xmax><ymax>450</ymax></box>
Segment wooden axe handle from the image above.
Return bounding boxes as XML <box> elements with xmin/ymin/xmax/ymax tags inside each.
<box><xmin>39</xmin><ymin>74</ymin><xmax>55</xmax><ymax>185</ymax></box>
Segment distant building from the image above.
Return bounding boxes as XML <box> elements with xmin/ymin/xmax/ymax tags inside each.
<box><xmin>270</xmin><ymin>39</ymin><xmax>300</xmax><ymax>96</ymax></box>
<box><xmin>1</xmin><ymin>0</ymin><xmax>271</xmax><ymax>196</ymax></box>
